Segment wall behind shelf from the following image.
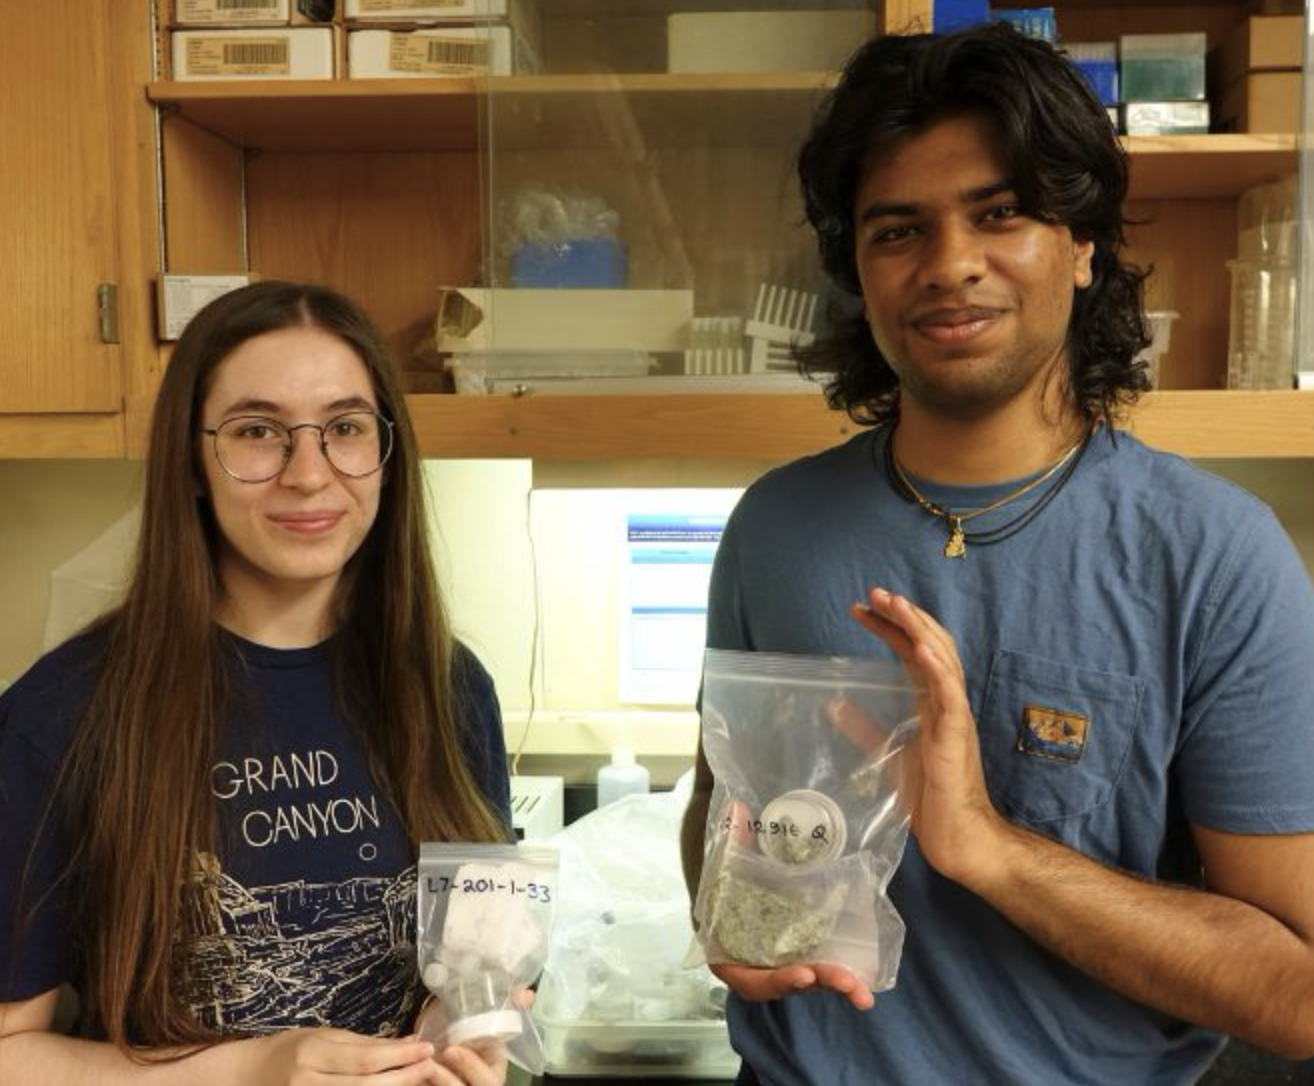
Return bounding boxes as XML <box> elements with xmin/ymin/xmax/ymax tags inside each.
<box><xmin>4</xmin><ymin>455</ymin><xmax>1314</xmax><ymax>745</ymax></box>
<box><xmin>0</xmin><ymin>462</ymin><xmax>144</xmax><ymax>686</ymax></box>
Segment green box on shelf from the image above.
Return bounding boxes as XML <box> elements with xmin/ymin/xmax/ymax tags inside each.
<box><xmin>1120</xmin><ymin>32</ymin><xmax>1207</xmax><ymax>102</ymax></box>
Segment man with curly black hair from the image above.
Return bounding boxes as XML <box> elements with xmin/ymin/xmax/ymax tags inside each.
<box><xmin>682</xmin><ymin>23</ymin><xmax>1314</xmax><ymax>1086</ymax></box>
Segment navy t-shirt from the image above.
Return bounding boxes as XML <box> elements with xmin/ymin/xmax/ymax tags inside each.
<box><xmin>0</xmin><ymin>626</ymin><xmax>511</xmax><ymax>1038</ymax></box>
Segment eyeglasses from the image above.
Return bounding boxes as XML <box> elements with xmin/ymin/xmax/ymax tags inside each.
<box><xmin>200</xmin><ymin>411</ymin><xmax>395</xmax><ymax>483</ymax></box>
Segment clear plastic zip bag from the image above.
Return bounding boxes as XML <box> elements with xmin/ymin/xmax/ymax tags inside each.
<box><xmin>416</xmin><ymin>842</ymin><xmax>560</xmax><ymax>1075</ymax></box>
<box><xmin>692</xmin><ymin>649</ymin><xmax>920</xmax><ymax>993</ymax></box>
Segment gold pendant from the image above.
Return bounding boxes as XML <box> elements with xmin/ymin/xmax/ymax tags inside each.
<box><xmin>944</xmin><ymin>518</ymin><xmax>966</xmax><ymax>559</ymax></box>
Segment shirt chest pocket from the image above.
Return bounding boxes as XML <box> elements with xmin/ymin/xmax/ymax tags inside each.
<box><xmin>978</xmin><ymin>649</ymin><xmax>1144</xmax><ymax>825</ymax></box>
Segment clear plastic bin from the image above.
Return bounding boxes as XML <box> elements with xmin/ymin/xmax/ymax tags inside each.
<box><xmin>535</xmin><ymin>1012</ymin><xmax>739</xmax><ymax>1079</ymax></box>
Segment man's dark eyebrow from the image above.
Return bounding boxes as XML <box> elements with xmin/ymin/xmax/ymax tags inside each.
<box><xmin>857</xmin><ymin>179</ymin><xmax>1017</xmax><ymax>224</ymax></box>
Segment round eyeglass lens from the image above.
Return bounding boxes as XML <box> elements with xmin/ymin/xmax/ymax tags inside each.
<box><xmin>214</xmin><ymin>417</ymin><xmax>289</xmax><ymax>482</ymax></box>
<box><xmin>322</xmin><ymin>411</ymin><xmax>392</xmax><ymax>477</ymax></box>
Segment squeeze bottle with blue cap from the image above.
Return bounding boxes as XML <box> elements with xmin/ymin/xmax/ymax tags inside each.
<box><xmin>596</xmin><ymin>746</ymin><xmax>650</xmax><ymax>807</ymax></box>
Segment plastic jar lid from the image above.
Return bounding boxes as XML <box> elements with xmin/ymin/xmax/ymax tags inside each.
<box><xmin>444</xmin><ymin>1009</ymin><xmax>524</xmax><ymax>1047</ymax></box>
<box><xmin>760</xmin><ymin>789</ymin><xmax>847</xmax><ymax>866</ymax></box>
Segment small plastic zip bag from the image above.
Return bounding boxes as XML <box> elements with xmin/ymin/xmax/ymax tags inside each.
<box><xmin>692</xmin><ymin>648</ymin><xmax>920</xmax><ymax>993</ymax></box>
<box><xmin>416</xmin><ymin>842</ymin><xmax>559</xmax><ymax>1074</ymax></box>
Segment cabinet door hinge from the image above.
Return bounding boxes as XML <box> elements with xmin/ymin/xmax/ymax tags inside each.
<box><xmin>97</xmin><ymin>283</ymin><xmax>120</xmax><ymax>345</ymax></box>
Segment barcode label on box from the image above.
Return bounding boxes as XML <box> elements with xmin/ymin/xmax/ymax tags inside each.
<box><xmin>186</xmin><ymin>37</ymin><xmax>292</xmax><ymax>74</ymax></box>
<box><xmin>177</xmin><ymin>0</ymin><xmax>286</xmax><ymax>22</ymax></box>
<box><xmin>390</xmin><ymin>33</ymin><xmax>491</xmax><ymax>74</ymax></box>
<box><xmin>226</xmin><ymin>41</ymin><xmax>290</xmax><ymax>65</ymax></box>
<box><xmin>359</xmin><ymin>0</ymin><xmax>461</xmax><ymax>11</ymax></box>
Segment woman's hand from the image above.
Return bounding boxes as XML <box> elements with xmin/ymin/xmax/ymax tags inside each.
<box><xmin>220</xmin><ymin>1027</ymin><xmax>471</xmax><ymax>1085</ymax></box>
<box><xmin>430</xmin><ymin>1041</ymin><xmax>509</xmax><ymax>1086</ymax></box>
<box><xmin>413</xmin><ymin>993</ymin><xmax>525</xmax><ymax>1086</ymax></box>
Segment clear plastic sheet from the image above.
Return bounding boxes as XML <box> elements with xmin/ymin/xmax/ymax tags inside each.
<box><xmin>532</xmin><ymin>779</ymin><xmax>738</xmax><ymax>1077</ymax></box>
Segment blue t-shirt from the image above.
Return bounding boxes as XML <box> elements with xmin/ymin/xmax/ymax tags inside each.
<box><xmin>0</xmin><ymin>626</ymin><xmax>510</xmax><ymax>1039</ymax></box>
<box><xmin>707</xmin><ymin>426</ymin><xmax>1314</xmax><ymax>1086</ymax></box>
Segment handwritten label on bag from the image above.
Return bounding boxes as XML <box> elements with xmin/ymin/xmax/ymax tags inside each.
<box><xmin>424</xmin><ymin>873</ymin><xmax>552</xmax><ymax>903</ymax></box>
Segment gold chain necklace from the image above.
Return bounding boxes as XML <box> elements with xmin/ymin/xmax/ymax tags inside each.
<box><xmin>886</xmin><ymin>430</ymin><xmax>1088</xmax><ymax>559</ymax></box>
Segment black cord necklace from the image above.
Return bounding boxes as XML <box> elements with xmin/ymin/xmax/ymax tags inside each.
<box><xmin>877</xmin><ymin>424</ymin><xmax>1093</xmax><ymax>559</ymax></box>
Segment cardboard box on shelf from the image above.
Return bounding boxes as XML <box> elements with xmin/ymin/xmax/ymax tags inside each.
<box><xmin>435</xmin><ymin>288</ymin><xmax>693</xmax><ymax>354</ymax></box>
<box><xmin>1248</xmin><ymin>0</ymin><xmax>1302</xmax><ymax>14</ymax></box>
<box><xmin>343</xmin><ymin>0</ymin><xmax>540</xmax><ymax>71</ymax></box>
<box><xmin>1121</xmin><ymin>100</ymin><xmax>1210</xmax><ymax>136</ymax></box>
<box><xmin>1216</xmin><ymin>70</ymin><xmax>1301</xmax><ymax>133</ymax></box>
<box><xmin>1214</xmin><ymin>15</ymin><xmax>1303</xmax><ymax>89</ymax></box>
<box><xmin>171</xmin><ymin>26</ymin><xmax>336</xmax><ymax>80</ymax></box>
<box><xmin>344</xmin><ymin>0</ymin><xmax>515</xmax><ymax>20</ymax></box>
<box><xmin>667</xmin><ymin>10</ymin><xmax>876</xmax><ymax>74</ymax></box>
<box><xmin>1120</xmin><ymin>32</ymin><xmax>1207</xmax><ymax>102</ymax></box>
<box><xmin>173</xmin><ymin>0</ymin><xmax>290</xmax><ymax>25</ymax></box>
<box><xmin>348</xmin><ymin>26</ymin><xmax>536</xmax><ymax>76</ymax></box>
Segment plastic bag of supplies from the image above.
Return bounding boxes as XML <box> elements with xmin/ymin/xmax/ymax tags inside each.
<box><xmin>416</xmin><ymin>842</ymin><xmax>559</xmax><ymax>1074</ymax></box>
<box><xmin>692</xmin><ymin>648</ymin><xmax>921</xmax><ymax>993</ymax></box>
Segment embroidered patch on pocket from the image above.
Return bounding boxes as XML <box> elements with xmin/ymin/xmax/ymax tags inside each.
<box><xmin>1017</xmin><ymin>704</ymin><xmax>1090</xmax><ymax>763</ymax></box>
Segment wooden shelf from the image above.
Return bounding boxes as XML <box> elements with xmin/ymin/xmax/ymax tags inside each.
<box><xmin>408</xmin><ymin>392</ymin><xmax>856</xmax><ymax>461</ymax></box>
<box><xmin>108</xmin><ymin>389</ymin><xmax>1314</xmax><ymax>462</ymax></box>
<box><xmin>146</xmin><ymin>74</ymin><xmax>833</xmax><ymax>152</ymax></box>
<box><xmin>148</xmin><ymin>78</ymin><xmax>1296</xmax><ymax>195</ymax></box>
<box><xmin>148</xmin><ymin>79</ymin><xmax>482</xmax><ymax>152</ymax></box>
<box><xmin>0</xmin><ymin>414</ymin><xmax>124</xmax><ymax>459</ymax></box>
<box><xmin>1054</xmin><ymin>0</ymin><xmax>1244</xmax><ymax>7</ymax></box>
<box><xmin>1124</xmin><ymin>134</ymin><xmax>1296</xmax><ymax>200</ymax></box>
<box><xmin>406</xmin><ymin>390</ymin><xmax>1314</xmax><ymax>461</ymax></box>
<box><xmin>1124</xmin><ymin>390</ymin><xmax>1314</xmax><ymax>458</ymax></box>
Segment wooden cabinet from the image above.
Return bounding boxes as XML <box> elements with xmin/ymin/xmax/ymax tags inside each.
<box><xmin>0</xmin><ymin>0</ymin><xmax>157</xmax><ymax>458</ymax></box>
<box><xmin>139</xmin><ymin>0</ymin><xmax>1314</xmax><ymax>461</ymax></box>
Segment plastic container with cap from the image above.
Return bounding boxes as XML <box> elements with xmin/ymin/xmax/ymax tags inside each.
<box><xmin>418</xmin><ymin>964</ymin><xmax>523</xmax><ymax>1049</ymax></box>
<box><xmin>597</xmin><ymin>747</ymin><xmax>650</xmax><ymax>807</ymax></box>
<box><xmin>760</xmin><ymin>789</ymin><xmax>848</xmax><ymax>867</ymax></box>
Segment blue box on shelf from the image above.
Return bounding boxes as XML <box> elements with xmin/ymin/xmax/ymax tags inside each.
<box><xmin>1068</xmin><ymin>43</ymin><xmax>1120</xmax><ymax>107</ymax></box>
<box><xmin>992</xmin><ymin>7</ymin><xmax>1058</xmax><ymax>43</ymax></box>
<box><xmin>933</xmin><ymin>0</ymin><xmax>990</xmax><ymax>33</ymax></box>
<box><xmin>512</xmin><ymin>239</ymin><xmax>628</xmax><ymax>288</ymax></box>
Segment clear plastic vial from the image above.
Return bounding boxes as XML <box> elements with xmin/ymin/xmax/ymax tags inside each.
<box><xmin>1226</xmin><ymin>258</ymin><xmax>1295</xmax><ymax>390</ymax></box>
<box><xmin>596</xmin><ymin>746</ymin><xmax>650</xmax><ymax>807</ymax></box>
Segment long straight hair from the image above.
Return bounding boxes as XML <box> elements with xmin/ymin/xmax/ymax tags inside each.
<box><xmin>51</xmin><ymin>281</ymin><xmax>506</xmax><ymax>1048</ymax></box>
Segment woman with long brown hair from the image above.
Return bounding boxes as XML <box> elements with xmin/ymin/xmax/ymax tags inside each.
<box><xmin>0</xmin><ymin>281</ymin><xmax>513</xmax><ymax>1084</ymax></box>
